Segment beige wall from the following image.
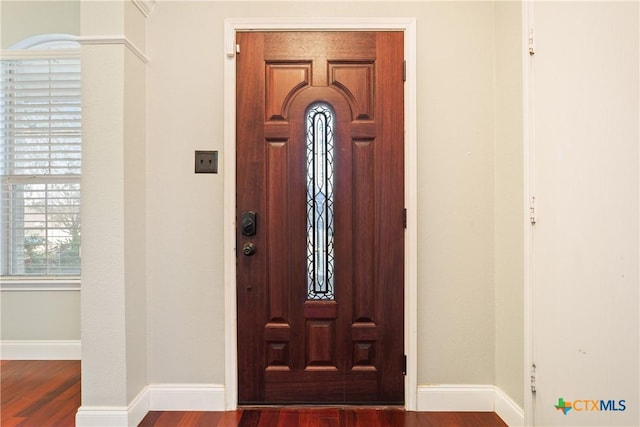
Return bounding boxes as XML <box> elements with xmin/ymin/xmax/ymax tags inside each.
<box><xmin>494</xmin><ymin>0</ymin><xmax>524</xmax><ymax>407</ymax></box>
<box><xmin>1</xmin><ymin>0</ymin><xmax>80</xmax><ymax>48</ymax></box>
<box><xmin>2</xmin><ymin>0</ymin><xmax>526</xmax><ymax>412</ymax></box>
<box><xmin>79</xmin><ymin>0</ymin><xmax>149</xmax><ymax>408</ymax></box>
<box><xmin>414</xmin><ymin>0</ymin><xmax>496</xmax><ymax>386</ymax></box>
<box><xmin>0</xmin><ymin>291</ymin><xmax>80</xmax><ymax>339</ymax></box>
<box><xmin>146</xmin><ymin>0</ymin><xmax>503</xmax><ymax>389</ymax></box>
<box><xmin>123</xmin><ymin>0</ymin><xmax>148</xmax><ymax>402</ymax></box>
<box><xmin>5</xmin><ymin>1</ymin><xmax>639</xmax><ymax>420</ymax></box>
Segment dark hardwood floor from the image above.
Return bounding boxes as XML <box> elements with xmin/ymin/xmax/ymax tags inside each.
<box><xmin>1</xmin><ymin>360</ymin><xmax>508</xmax><ymax>427</ymax></box>
<box><xmin>138</xmin><ymin>409</ymin><xmax>508</xmax><ymax>427</ymax></box>
<box><xmin>1</xmin><ymin>360</ymin><xmax>80</xmax><ymax>427</ymax></box>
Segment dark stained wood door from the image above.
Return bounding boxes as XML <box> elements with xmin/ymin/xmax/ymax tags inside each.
<box><xmin>236</xmin><ymin>31</ymin><xmax>404</xmax><ymax>404</ymax></box>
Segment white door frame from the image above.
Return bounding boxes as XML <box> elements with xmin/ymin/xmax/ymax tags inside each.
<box><xmin>522</xmin><ymin>2</ymin><xmax>534</xmax><ymax>425</ymax></box>
<box><xmin>223</xmin><ymin>17</ymin><xmax>418</xmax><ymax>410</ymax></box>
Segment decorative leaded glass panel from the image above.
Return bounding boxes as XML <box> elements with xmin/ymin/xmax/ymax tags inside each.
<box><xmin>306</xmin><ymin>103</ymin><xmax>335</xmax><ymax>300</ymax></box>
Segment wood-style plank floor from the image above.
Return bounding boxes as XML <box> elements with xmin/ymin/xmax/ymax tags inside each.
<box><xmin>1</xmin><ymin>360</ymin><xmax>508</xmax><ymax>427</ymax></box>
<box><xmin>138</xmin><ymin>409</ymin><xmax>508</xmax><ymax>427</ymax></box>
<box><xmin>1</xmin><ymin>360</ymin><xmax>80</xmax><ymax>427</ymax></box>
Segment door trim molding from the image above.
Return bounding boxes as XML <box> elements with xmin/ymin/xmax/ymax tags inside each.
<box><xmin>223</xmin><ymin>17</ymin><xmax>418</xmax><ymax>410</ymax></box>
<box><xmin>522</xmin><ymin>3</ymin><xmax>535</xmax><ymax>426</ymax></box>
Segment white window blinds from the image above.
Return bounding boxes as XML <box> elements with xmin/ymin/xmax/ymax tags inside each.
<box><xmin>1</xmin><ymin>53</ymin><xmax>81</xmax><ymax>276</ymax></box>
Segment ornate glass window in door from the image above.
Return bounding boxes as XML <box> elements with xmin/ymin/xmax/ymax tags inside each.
<box><xmin>306</xmin><ymin>103</ymin><xmax>335</xmax><ymax>300</ymax></box>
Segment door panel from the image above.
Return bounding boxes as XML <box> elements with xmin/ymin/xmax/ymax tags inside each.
<box><xmin>531</xmin><ymin>3</ymin><xmax>640</xmax><ymax>425</ymax></box>
<box><xmin>236</xmin><ymin>31</ymin><xmax>404</xmax><ymax>404</ymax></box>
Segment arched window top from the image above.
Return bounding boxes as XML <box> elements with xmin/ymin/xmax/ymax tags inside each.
<box><xmin>8</xmin><ymin>34</ymin><xmax>79</xmax><ymax>50</ymax></box>
<box><xmin>306</xmin><ymin>101</ymin><xmax>335</xmax><ymax>117</ymax></box>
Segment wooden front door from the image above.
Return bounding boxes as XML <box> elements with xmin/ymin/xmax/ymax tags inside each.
<box><xmin>236</xmin><ymin>31</ymin><xmax>405</xmax><ymax>404</ymax></box>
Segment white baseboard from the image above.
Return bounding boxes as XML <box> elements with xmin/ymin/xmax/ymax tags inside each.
<box><xmin>148</xmin><ymin>383</ymin><xmax>226</xmax><ymax>411</ymax></box>
<box><xmin>76</xmin><ymin>383</ymin><xmax>226</xmax><ymax>427</ymax></box>
<box><xmin>417</xmin><ymin>384</ymin><xmax>496</xmax><ymax>412</ymax></box>
<box><xmin>128</xmin><ymin>387</ymin><xmax>150</xmax><ymax>427</ymax></box>
<box><xmin>494</xmin><ymin>387</ymin><xmax>525</xmax><ymax>427</ymax></box>
<box><xmin>0</xmin><ymin>340</ymin><xmax>81</xmax><ymax>360</ymax></box>
<box><xmin>417</xmin><ymin>384</ymin><xmax>524</xmax><ymax>427</ymax></box>
<box><xmin>78</xmin><ymin>383</ymin><xmax>522</xmax><ymax>427</ymax></box>
<box><xmin>75</xmin><ymin>407</ymin><xmax>129</xmax><ymax>427</ymax></box>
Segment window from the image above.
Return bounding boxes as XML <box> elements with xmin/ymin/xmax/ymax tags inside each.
<box><xmin>306</xmin><ymin>103</ymin><xmax>335</xmax><ymax>300</ymax></box>
<box><xmin>1</xmin><ymin>36</ymin><xmax>81</xmax><ymax>277</ymax></box>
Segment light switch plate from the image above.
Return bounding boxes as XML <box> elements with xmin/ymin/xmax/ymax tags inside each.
<box><xmin>195</xmin><ymin>150</ymin><xmax>218</xmax><ymax>173</ymax></box>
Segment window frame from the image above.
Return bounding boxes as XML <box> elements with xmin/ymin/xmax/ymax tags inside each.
<box><xmin>1</xmin><ymin>35</ymin><xmax>81</xmax><ymax>288</ymax></box>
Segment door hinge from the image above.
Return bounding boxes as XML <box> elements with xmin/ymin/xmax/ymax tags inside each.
<box><xmin>403</xmin><ymin>208</ymin><xmax>407</xmax><ymax>229</ymax></box>
<box><xmin>402</xmin><ymin>354</ymin><xmax>407</xmax><ymax>376</ymax></box>
<box><xmin>530</xmin><ymin>363</ymin><xmax>537</xmax><ymax>393</ymax></box>
<box><xmin>529</xmin><ymin>196</ymin><xmax>537</xmax><ymax>225</ymax></box>
<box><xmin>403</xmin><ymin>60</ymin><xmax>407</xmax><ymax>82</ymax></box>
<box><xmin>236</xmin><ymin>43</ymin><xmax>241</xmax><ymax>54</ymax></box>
<box><xmin>528</xmin><ymin>29</ymin><xmax>535</xmax><ymax>56</ymax></box>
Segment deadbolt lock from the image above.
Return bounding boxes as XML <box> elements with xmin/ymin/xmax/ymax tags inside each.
<box><xmin>241</xmin><ymin>211</ymin><xmax>257</xmax><ymax>236</ymax></box>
